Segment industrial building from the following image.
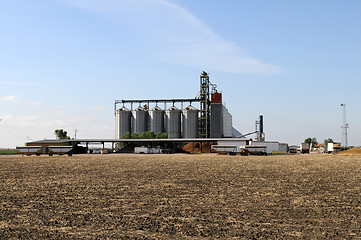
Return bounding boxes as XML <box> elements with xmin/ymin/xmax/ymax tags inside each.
<box><xmin>114</xmin><ymin>71</ymin><xmax>237</xmax><ymax>139</ymax></box>
<box><xmin>21</xmin><ymin>71</ymin><xmax>290</xmax><ymax>155</ymax></box>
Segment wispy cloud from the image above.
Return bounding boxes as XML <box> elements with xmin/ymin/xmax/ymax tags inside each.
<box><xmin>29</xmin><ymin>101</ymin><xmax>42</xmax><ymax>106</ymax></box>
<box><xmin>0</xmin><ymin>115</ymin><xmax>14</xmax><ymax>121</ymax></box>
<box><xmin>0</xmin><ymin>107</ymin><xmax>113</xmax><ymax>147</ymax></box>
<box><xmin>0</xmin><ymin>95</ymin><xmax>17</xmax><ymax>102</ymax></box>
<box><xmin>63</xmin><ymin>0</ymin><xmax>283</xmax><ymax>74</ymax></box>
<box><xmin>0</xmin><ymin>95</ymin><xmax>46</xmax><ymax>106</ymax></box>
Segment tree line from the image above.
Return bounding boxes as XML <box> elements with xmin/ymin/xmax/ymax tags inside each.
<box><xmin>304</xmin><ymin>137</ymin><xmax>334</xmax><ymax>146</ymax></box>
<box><xmin>121</xmin><ymin>131</ymin><xmax>170</xmax><ymax>148</ymax></box>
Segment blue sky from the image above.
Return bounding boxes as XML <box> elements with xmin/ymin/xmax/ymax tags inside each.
<box><xmin>1</xmin><ymin>0</ymin><xmax>360</xmax><ymax>148</ymax></box>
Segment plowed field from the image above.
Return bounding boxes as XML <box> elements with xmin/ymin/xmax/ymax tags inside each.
<box><xmin>1</xmin><ymin>154</ymin><xmax>360</xmax><ymax>239</ymax></box>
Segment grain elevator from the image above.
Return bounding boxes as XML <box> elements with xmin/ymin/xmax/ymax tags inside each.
<box><xmin>114</xmin><ymin>71</ymin><xmax>235</xmax><ymax>139</ymax></box>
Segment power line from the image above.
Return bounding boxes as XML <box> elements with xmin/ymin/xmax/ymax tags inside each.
<box><xmin>0</xmin><ymin>121</ymin><xmax>31</xmax><ymax>141</ymax></box>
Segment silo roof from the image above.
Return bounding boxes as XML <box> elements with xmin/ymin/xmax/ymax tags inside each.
<box><xmin>184</xmin><ymin>105</ymin><xmax>198</xmax><ymax>111</ymax></box>
<box><xmin>117</xmin><ymin>106</ymin><xmax>130</xmax><ymax>111</ymax></box>
<box><xmin>151</xmin><ymin>106</ymin><xmax>163</xmax><ymax>111</ymax></box>
<box><xmin>134</xmin><ymin>106</ymin><xmax>146</xmax><ymax>111</ymax></box>
<box><xmin>168</xmin><ymin>106</ymin><xmax>180</xmax><ymax>111</ymax></box>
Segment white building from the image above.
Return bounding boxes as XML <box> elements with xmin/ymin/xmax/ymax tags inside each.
<box><xmin>216</xmin><ymin>139</ymin><xmax>288</xmax><ymax>154</ymax></box>
<box><xmin>216</xmin><ymin>138</ymin><xmax>251</xmax><ymax>152</ymax></box>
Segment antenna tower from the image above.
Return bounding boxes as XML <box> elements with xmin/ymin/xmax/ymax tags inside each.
<box><xmin>341</xmin><ymin>104</ymin><xmax>349</xmax><ymax>147</ymax></box>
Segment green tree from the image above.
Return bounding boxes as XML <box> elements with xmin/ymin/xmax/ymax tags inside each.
<box><xmin>140</xmin><ymin>132</ymin><xmax>148</xmax><ymax>139</ymax></box>
<box><xmin>324</xmin><ymin>138</ymin><xmax>334</xmax><ymax>145</ymax></box>
<box><xmin>54</xmin><ymin>129</ymin><xmax>70</xmax><ymax>140</ymax></box>
<box><xmin>304</xmin><ymin>137</ymin><xmax>318</xmax><ymax>146</ymax></box>
<box><xmin>131</xmin><ymin>133</ymin><xmax>140</xmax><ymax>139</ymax></box>
<box><xmin>121</xmin><ymin>132</ymin><xmax>131</xmax><ymax>140</ymax></box>
<box><xmin>120</xmin><ymin>132</ymin><xmax>131</xmax><ymax>147</ymax></box>
<box><xmin>120</xmin><ymin>131</ymin><xmax>168</xmax><ymax>148</ymax></box>
<box><xmin>160</xmin><ymin>133</ymin><xmax>168</xmax><ymax>139</ymax></box>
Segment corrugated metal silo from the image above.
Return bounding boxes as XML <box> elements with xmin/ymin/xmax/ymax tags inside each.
<box><xmin>115</xmin><ymin>107</ymin><xmax>131</xmax><ymax>139</ymax></box>
<box><xmin>132</xmin><ymin>106</ymin><xmax>148</xmax><ymax>133</ymax></box>
<box><xmin>211</xmin><ymin>91</ymin><xmax>223</xmax><ymax>138</ymax></box>
<box><xmin>210</xmin><ymin>103</ymin><xmax>223</xmax><ymax>138</ymax></box>
<box><xmin>182</xmin><ymin>105</ymin><xmax>199</xmax><ymax>138</ymax></box>
<box><xmin>222</xmin><ymin>104</ymin><xmax>232</xmax><ymax>137</ymax></box>
<box><xmin>165</xmin><ymin>106</ymin><xmax>181</xmax><ymax>138</ymax></box>
<box><xmin>149</xmin><ymin>106</ymin><xmax>164</xmax><ymax>133</ymax></box>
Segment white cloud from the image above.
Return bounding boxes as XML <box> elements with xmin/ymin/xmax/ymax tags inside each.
<box><xmin>0</xmin><ymin>96</ymin><xmax>45</xmax><ymax>106</ymax></box>
<box><xmin>0</xmin><ymin>95</ymin><xmax>17</xmax><ymax>102</ymax></box>
<box><xmin>63</xmin><ymin>0</ymin><xmax>283</xmax><ymax>74</ymax></box>
<box><xmin>0</xmin><ymin>115</ymin><xmax>14</xmax><ymax>121</ymax></box>
<box><xmin>29</xmin><ymin>101</ymin><xmax>43</xmax><ymax>106</ymax></box>
<box><xmin>0</xmin><ymin>106</ymin><xmax>113</xmax><ymax>147</ymax></box>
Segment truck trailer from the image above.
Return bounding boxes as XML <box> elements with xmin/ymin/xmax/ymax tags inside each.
<box><xmin>300</xmin><ymin>143</ymin><xmax>310</xmax><ymax>154</ymax></box>
<box><xmin>16</xmin><ymin>146</ymin><xmax>73</xmax><ymax>156</ymax></box>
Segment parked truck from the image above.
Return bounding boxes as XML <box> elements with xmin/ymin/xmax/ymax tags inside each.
<box><xmin>211</xmin><ymin>145</ymin><xmax>267</xmax><ymax>156</ymax></box>
<box><xmin>134</xmin><ymin>147</ymin><xmax>162</xmax><ymax>154</ymax></box>
<box><xmin>289</xmin><ymin>145</ymin><xmax>298</xmax><ymax>154</ymax></box>
<box><xmin>327</xmin><ymin>143</ymin><xmax>341</xmax><ymax>154</ymax></box>
<box><xmin>211</xmin><ymin>145</ymin><xmax>238</xmax><ymax>155</ymax></box>
<box><xmin>300</xmin><ymin>143</ymin><xmax>310</xmax><ymax>154</ymax></box>
<box><xmin>17</xmin><ymin>146</ymin><xmax>42</xmax><ymax>156</ymax></box>
<box><xmin>240</xmin><ymin>145</ymin><xmax>268</xmax><ymax>156</ymax></box>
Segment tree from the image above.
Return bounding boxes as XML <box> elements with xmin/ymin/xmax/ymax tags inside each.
<box><xmin>155</xmin><ymin>132</ymin><xmax>168</xmax><ymax>139</ymax></box>
<box><xmin>120</xmin><ymin>131</ymin><xmax>168</xmax><ymax>148</ymax></box>
<box><xmin>121</xmin><ymin>132</ymin><xmax>131</xmax><ymax>140</ymax></box>
<box><xmin>324</xmin><ymin>138</ymin><xmax>334</xmax><ymax>145</ymax></box>
<box><xmin>131</xmin><ymin>133</ymin><xmax>140</xmax><ymax>139</ymax></box>
<box><xmin>54</xmin><ymin>129</ymin><xmax>70</xmax><ymax>140</ymax></box>
<box><xmin>304</xmin><ymin>137</ymin><xmax>318</xmax><ymax>146</ymax></box>
<box><xmin>120</xmin><ymin>132</ymin><xmax>131</xmax><ymax>147</ymax></box>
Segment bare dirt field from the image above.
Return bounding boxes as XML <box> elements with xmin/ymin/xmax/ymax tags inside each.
<box><xmin>1</xmin><ymin>153</ymin><xmax>360</xmax><ymax>239</ymax></box>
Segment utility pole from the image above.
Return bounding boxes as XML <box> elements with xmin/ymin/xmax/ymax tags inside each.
<box><xmin>341</xmin><ymin>104</ymin><xmax>349</xmax><ymax>148</ymax></box>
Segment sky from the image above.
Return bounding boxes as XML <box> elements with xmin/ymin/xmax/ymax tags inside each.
<box><xmin>1</xmin><ymin>0</ymin><xmax>360</xmax><ymax>148</ymax></box>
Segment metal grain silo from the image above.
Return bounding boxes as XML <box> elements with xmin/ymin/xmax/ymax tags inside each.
<box><xmin>222</xmin><ymin>104</ymin><xmax>232</xmax><ymax>138</ymax></box>
<box><xmin>115</xmin><ymin>107</ymin><xmax>131</xmax><ymax>139</ymax></box>
<box><xmin>210</xmin><ymin>103</ymin><xmax>223</xmax><ymax>138</ymax></box>
<box><xmin>132</xmin><ymin>106</ymin><xmax>148</xmax><ymax>133</ymax></box>
<box><xmin>182</xmin><ymin>105</ymin><xmax>199</xmax><ymax>138</ymax></box>
<box><xmin>165</xmin><ymin>106</ymin><xmax>181</xmax><ymax>138</ymax></box>
<box><xmin>210</xmin><ymin>91</ymin><xmax>223</xmax><ymax>138</ymax></box>
<box><xmin>149</xmin><ymin>106</ymin><xmax>164</xmax><ymax>133</ymax></box>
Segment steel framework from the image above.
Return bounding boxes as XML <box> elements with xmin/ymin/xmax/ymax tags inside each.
<box><xmin>199</xmin><ymin>72</ymin><xmax>210</xmax><ymax>138</ymax></box>
<box><xmin>115</xmin><ymin>98</ymin><xmax>200</xmax><ymax>113</ymax></box>
<box><xmin>115</xmin><ymin>71</ymin><xmax>217</xmax><ymax>138</ymax></box>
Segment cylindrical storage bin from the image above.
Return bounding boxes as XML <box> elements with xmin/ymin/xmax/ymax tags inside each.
<box><xmin>165</xmin><ymin>106</ymin><xmax>181</xmax><ymax>138</ymax></box>
<box><xmin>132</xmin><ymin>106</ymin><xmax>148</xmax><ymax>133</ymax></box>
<box><xmin>182</xmin><ymin>105</ymin><xmax>199</xmax><ymax>138</ymax></box>
<box><xmin>115</xmin><ymin>107</ymin><xmax>131</xmax><ymax>139</ymax></box>
<box><xmin>149</xmin><ymin>106</ymin><xmax>164</xmax><ymax>133</ymax></box>
<box><xmin>210</xmin><ymin>103</ymin><xmax>223</xmax><ymax>138</ymax></box>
